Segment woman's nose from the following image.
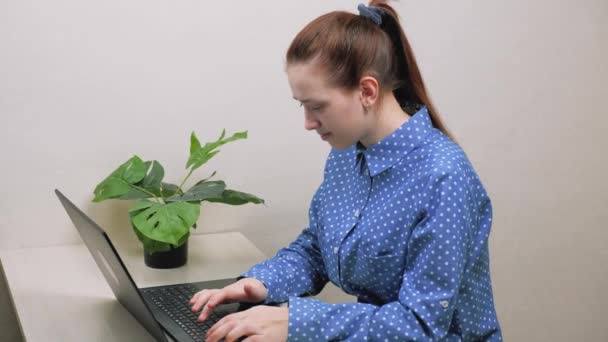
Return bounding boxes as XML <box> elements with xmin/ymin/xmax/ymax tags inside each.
<box><xmin>304</xmin><ymin>117</ymin><xmax>320</xmax><ymax>131</ymax></box>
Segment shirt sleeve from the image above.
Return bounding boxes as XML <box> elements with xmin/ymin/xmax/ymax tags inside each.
<box><xmin>238</xmin><ymin>184</ymin><xmax>329</xmax><ymax>304</ymax></box>
<box><xmin>287</xmin><ymin>171</ymin><xmax>483</xmax><ymax>341</ymax></box>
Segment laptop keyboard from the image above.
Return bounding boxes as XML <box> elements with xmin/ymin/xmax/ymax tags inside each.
<box><xmin>141</xmin><ymin>284</ymin><xmax>226</xmax><ymax>341</ymax></box>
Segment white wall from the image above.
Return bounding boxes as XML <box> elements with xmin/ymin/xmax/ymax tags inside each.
<box><xmin>1</xmin><ymin>1</ymin><xmax>606</xmax><ymax>341</ymax></box>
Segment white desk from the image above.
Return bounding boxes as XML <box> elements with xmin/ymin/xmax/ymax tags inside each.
<box><xmin>0</xmin><ymin>232</ymin><xmax>267</xmax><ymax>341</ymax></box>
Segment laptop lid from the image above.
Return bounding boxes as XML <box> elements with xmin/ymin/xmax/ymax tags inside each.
<box><xmin>55</xmin><ymin>189</ymin><xmax>169</xmax><ymax>342</ymax></box>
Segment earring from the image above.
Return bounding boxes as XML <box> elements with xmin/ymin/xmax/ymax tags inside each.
<box><xmin>362</xmin><ymin>103</ymin><xmax>369</xmax><ymax>114</ymax></box>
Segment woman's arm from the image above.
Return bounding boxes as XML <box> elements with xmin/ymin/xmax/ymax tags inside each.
<box><xmin>238</xmin><ymin>187</ymin><xmax>329</xmax><ymax>304</ymax></box>
<box><xmin>286</xmin><ymin>171</ymin><xmax>500</xmax><ymax>341</ymax></box>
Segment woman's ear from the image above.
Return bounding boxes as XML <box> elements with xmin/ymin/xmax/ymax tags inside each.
<box><xmin>359</xmin><ymin>75</ymin><xmax>379</xmax><ymax>108</ymax></box>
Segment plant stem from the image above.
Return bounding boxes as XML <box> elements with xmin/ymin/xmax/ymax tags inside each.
<box><xmin>129</xmin><ymin>184</ymin><xmax>163</xmax><ymax>203</ymax></box>
<box><xmin>200</xmin><ymin>170</ymin><xmax>217</xmax><ymax>183</ymax></box>
<box><xmin>175</xmin><ymin>168</ymin><xmax>194</xmax><ymax>195</ymax></box>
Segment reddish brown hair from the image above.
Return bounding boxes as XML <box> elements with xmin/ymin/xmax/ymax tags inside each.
<box><xmin>285</xmin><ymin>0</ymin><xmax>453</xmax><ymax>140</ymax></box>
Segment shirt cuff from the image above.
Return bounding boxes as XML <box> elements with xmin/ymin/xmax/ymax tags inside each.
<box><xmin>287</xmin><ymin>296</ymin><xmax>327</xmax><ymax>341</ymax></box>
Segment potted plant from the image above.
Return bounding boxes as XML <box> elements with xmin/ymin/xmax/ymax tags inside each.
<box><xmin>91</xmin><ymin>129</ymin><xmax>264</xmax><ymax>269</ymax></box>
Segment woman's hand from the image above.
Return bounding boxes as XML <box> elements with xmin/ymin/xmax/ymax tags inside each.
<box><xmin>205</xmin><ymin>305</ymin><xmax>288</xmax><ymax>342</ymax></box>
<box><xmin>190</xmin><ymin>277</ymin><xmax>268</xmax><ymax>322</ymax></box>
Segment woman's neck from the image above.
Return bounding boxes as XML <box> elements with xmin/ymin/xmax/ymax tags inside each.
<box><xmin>359</xmin><ymin>94</ymin><xmax>411</xmax><ymax>147</ymax></box>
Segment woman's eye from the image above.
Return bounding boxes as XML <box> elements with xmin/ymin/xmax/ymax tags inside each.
<box><xmin>299</xmin><ymin>103</ymin><xmax>324</xmax><ymax>113</ymax></box>
<box><xmin>310</xmin><ymin>105</ymin><xmax>323</xmax><ymax>112</ymax></box>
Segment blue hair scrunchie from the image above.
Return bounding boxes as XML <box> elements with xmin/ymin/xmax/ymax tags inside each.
<box><xmin>357</xmin><ymin>3</ymin><xmax>384</xmax><ymax>26</ymax></box>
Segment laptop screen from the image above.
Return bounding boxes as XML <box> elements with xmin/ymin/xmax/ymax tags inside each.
<box><xmin>55</xmin><ymin>189</ymin><xmax>168</xmax><ymax>342</ymax></box>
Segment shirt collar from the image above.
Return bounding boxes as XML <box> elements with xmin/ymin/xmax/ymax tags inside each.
<box><xmin>354</xmin><ymin>105</ymin><xmax>434</xmax><ymax>177</ymax></box>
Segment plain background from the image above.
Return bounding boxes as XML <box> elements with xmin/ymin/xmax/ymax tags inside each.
<box><xmin>1</xmin><ymin>0</ymin><xmax>606</xmax><ymax>341</ymax></box>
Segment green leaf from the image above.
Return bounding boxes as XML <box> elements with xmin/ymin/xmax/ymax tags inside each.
<box><xmin>186</xmin><ymin>130</ymin><xmax>248</xmax><ymax>172</ymax></box>
<box><xmin>118</xmin><ymin>160</ymin><xmax>165</xmax><ymax>200</ymax></box>
<box><xmin>188</xmin><ymin>150</ymin><xmax>219</xmax><ymax>172</ymax></box>
<box><xmin>131</xmin><ymin>218</ymin><xmax>172</xmax><ymax>253</ymax></box>
<box><xmin>117</xmin><ymin>188</ymin><xmax>149</xmax><ymax>200</ymax></box>
<box><xmin>189</xmin><ymin>131</ymin><xmax>202</xmax><ymax>156</ymax></box>
<box><xmin>93</xmin><ymin>156</ymin><xmax>147</xmax><ymax>202</ymax></box>
<box><xmin>129</xmin><ymin>199</ymin><xmax>156</xmax><ymax>213</ymax></box>
<box><xmin>176</xmin><ymin>231</ymin><xmax>191</xmax><ymax>246</ymax></box>
<box><xmin>128</xmin><ymin>201</ymin><xmax>174</xmax><ymax>254</ymax></box>
<box><xmin>141</xmin><ymin>160</ymin><xmax>164</xmax><ymax>190</ymax></box>
<box><xmin>160</xmin><ymin>182</ymin><xmax>181</xmax><ymax>197</ymax></box>
<box><xmin>166</xmin><ymin>181</ymin><xmax>226</xmax><ymax>202</ymax></box>
<box><xmin>205</xmin><ymin>189</ymin><xmax>265</xmax><ymax>206</ymax></box>
<box><xmin>130</xmin><ymin>200</ymin><xmax>200</xmax><ymax>246</ymax></box>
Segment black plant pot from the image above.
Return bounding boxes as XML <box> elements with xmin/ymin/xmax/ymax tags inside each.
<box><xmin>144</xmin><ymin>240</ymin><xmax>188</xmax><ymax>269</ymax></box>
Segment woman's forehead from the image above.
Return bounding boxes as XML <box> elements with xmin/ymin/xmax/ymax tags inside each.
<box><xmin>288</xmin><ymin>64</ymin><xmax>337</xmax><ymax>102</ymax></box>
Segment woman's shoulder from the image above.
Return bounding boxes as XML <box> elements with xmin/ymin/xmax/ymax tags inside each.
<box><xmin>428</xmin><ymin>132</ymin><xmax>472</xmax><ymax>172</ymax></box>
<box><xmin>410</xmin><ymin>130</ymin><xmax>489</xmax><ymax>193</ymax></box>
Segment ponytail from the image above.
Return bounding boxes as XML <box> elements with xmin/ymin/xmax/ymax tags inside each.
<box><xmin>370</xmin><ymin>1</ymin><xmax>455</xmax><ymax>140</ymax></box>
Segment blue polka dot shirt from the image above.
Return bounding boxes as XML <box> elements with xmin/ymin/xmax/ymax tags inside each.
<box><xmin>240</xmin><ymin>106</ymin><xmax>502</xmax><ymax>341</ymax></box>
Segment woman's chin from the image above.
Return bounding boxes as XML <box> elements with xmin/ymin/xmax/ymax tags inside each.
<box><xmin>328</xmin><ymin>140</ymin><xmax>352</xmax><ymax>150</ymax></box>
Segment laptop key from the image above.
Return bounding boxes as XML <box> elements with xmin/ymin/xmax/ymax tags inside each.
<box><xmin>142</xmin><ymin>284</ymin><xmax>234</xmax><ymax>339</ymax></box>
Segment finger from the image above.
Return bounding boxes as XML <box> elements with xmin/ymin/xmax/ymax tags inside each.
<box><xmin>206</xmin><ymin>312</ymin><xmax>242</xmax><ymax>338</ymax></box>
<box><xmin>243</xmin><ymin>283</ymin><xmax>255</xmax><ymax>296</ymax></box>
<box><xmin>192</xmin><ymin>290</ymin><xmax>213</xmax><ymax>312</ymax></box>
<box><xmin>225</xmin><ymin>323</ymin><xmax>258</xmax><ymax>342</ymax></box>
<box><xmin>189</xmin><ymin>291</ymin><xmax>199</xmax><ymax>305</ymax></box>
<box><xmin>189</xmin><ymin>289</ymin><xmax>207</xmax><ymax>305</ymax></box>
<box><xmin>241</xmin><ymin>335</ymin><xmax>264</xmax><ymax>342</ymax></box>
<box><xmin>242</xmin><ymin>282</ymin><xmax>266</xmax><ymax>303</ymax></box>
<box><xmin>189</xmin><ymin>289</ymin><xmax>205</xmax><ymax>305</ymax></box>
<box><xmin>206</xmin><ymin>319</ymin><xmax>238</xmax><ymax>342</ymax></box>
<box><xmin>198</xmin><ymin>291</ymin><xmax>227</xmax><ymax>322</ymax></box>
<box><xmin>207</xmin><ymin>311</ymin><xmax>239</xmax><ymax>336</ymax></box>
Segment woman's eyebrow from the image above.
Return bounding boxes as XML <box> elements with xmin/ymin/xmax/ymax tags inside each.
<box><xmin>293</xmin><ymin>97</ymin><xmax>327</xmax><ymax>106</ymax></box>
<box><xmin>293</xmin><ymin>96</ymin><xmax>316</xmax><ymax>103</ymax></box>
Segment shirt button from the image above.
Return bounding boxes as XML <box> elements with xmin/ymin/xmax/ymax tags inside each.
<box><xmin>354</xmin><ymin>209</ymin><xmax>360</xmax><ymax>218</ymax></box>
<box><xmin>333</xmin><ymin>247</ymin><xmax>339</xmax><ymax>254</ymax></box>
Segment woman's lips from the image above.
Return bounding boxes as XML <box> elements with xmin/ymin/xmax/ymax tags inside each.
<box><xmin>320</xmin><ymin>132</ymin><xmax>332</xmax><ymax>141</ymax></box>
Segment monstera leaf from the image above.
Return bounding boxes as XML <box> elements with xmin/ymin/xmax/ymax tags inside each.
<box><xmin>160</xmin><ymin>182</ymin><xmax>181</xmax><ymax>197</ymax></box>
<box><xmin>186</xmin><ymin>130</ymin><xmax>247</xmax><ymax>172</ymax></box>
<box><xmin>117</xmin><ymin>160</ymin><xmax>165</xmax><ymax>200</ymax></box>
<box><xmin>205</xmin><ymin>189</ymin><xmax>265</xmax><ymax>206</ymax></box>
<box><xmin>129</xmin><ymin>200</ymin><xmax>200</xmax><ymax>248</ymax></box>
<box><xmin>129</xmin><ymin>213</ymin><xmax>191</xmax><ymax>254</ymax></box>
<box><xmin>93</xmin><ymin>156</ymin><xmax>147</xmax><ymax>202</ymax></box>
<box><xmin>166</xmin><ymin>181</ymin><xmax>226</xmax><ymax>202</ymax></box>
<box><xmin>130</xmin><ymin>212</ymin><xmax>173</xmax><ymax>254</ymax></box>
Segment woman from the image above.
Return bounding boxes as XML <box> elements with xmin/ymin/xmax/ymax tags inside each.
<box><xmin>191</xmin><ymin>1</ymin><xmax>502</xmax><ymax>341</ymax></box>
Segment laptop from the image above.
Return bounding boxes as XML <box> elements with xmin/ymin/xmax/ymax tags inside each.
<box><xmin>55</xmin><ymin>189</ymin><xmax>265</xmax><ymax>341</ymax></box>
